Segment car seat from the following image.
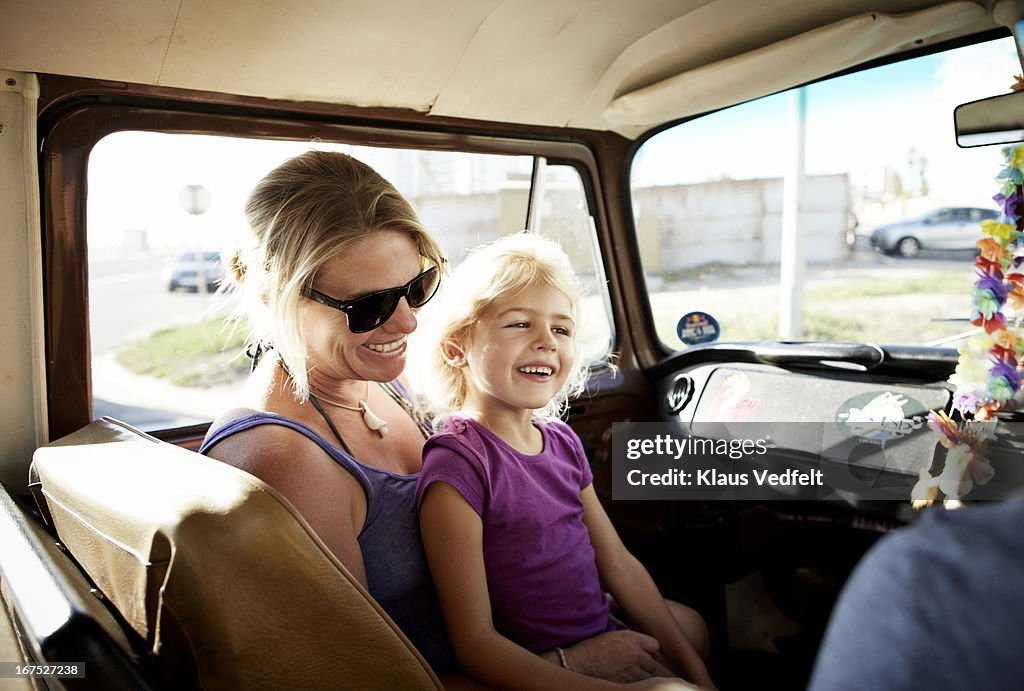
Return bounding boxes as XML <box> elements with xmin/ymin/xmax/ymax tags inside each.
<box><xmin>29</xmin><ymin>417</ymin><xmax>444</xmax><ymax>690</ymax></box>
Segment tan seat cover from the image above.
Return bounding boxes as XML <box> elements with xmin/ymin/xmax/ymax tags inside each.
<box><xmin>30</xmin><ymin>417</ymin><xmax>444</xmax><ymax>690</ymax></box>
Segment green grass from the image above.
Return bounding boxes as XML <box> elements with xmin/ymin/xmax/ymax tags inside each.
<box><xmin>656</xmin><ymin>310</ymin><xmax>865</xmax><ymax>344</ymax></box>
<box><xmin>804</xmin><ymin>271</ymin><xmax>972</xmax><ymax>301</ymax></box>
<box><xmin>660</xmin><ymin>262</ymin><xmax>739</xmax><ymax>283</ymax></box>
<box><xmin>801</xmin><ymin>312</ymin><xmax>866</xmax><ymax>341</ymax></box>
<box><xmin>652</xmin><ymin>267</ymin><xmax>975</xmax><ymax>347</ymax></box>
<box><xmin>116</xmin><ymin>317</ymin><xmax>251</xmax><ymax>388</ymax></box>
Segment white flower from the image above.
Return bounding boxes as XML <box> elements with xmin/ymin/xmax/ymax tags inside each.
<box><xmin>948</xmin><ymin>346</ymin><xmax>993</xmax><ymax>399</ymax></box>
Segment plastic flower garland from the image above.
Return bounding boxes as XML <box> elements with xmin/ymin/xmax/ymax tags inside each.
<box><xmin>915</xmin><ymin>144</ymin><xmax>1024</xmax><ymax>508</ymax></box>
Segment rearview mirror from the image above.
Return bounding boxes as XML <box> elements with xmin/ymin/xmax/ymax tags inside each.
<box><xmin>955</xmin><ymin>90</ymin><xmax>1024</xmax><ymax>148</ymax></box>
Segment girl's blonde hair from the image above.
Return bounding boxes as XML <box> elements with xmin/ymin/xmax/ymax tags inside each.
<box><xmin>230</xmin><ymin>150</ymin><xmax>446</xmax><ymax>399</ymax></box>
<box><xmin>414</xmin><ymin>232</ymin><xmax>590</xmax><ymax>422</ymax></box>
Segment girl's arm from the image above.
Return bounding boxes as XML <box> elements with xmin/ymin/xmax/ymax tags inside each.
<box><xmin>580</xmin><ymin>485</ymin><xmax>715</xmax><ymax>690</ymax></box>
<box><xmin>421</xmin><ymin>482</ymin><xmax>661</xmax><ymax>691</ymax></box>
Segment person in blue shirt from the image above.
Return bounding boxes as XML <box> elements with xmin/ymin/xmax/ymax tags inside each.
<box><xmin>808</xmin><ymin>498</ymin><xmax>1024</xmax><ymax>690</ymax></box>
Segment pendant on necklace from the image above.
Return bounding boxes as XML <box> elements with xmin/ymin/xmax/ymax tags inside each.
<box><xmin>359</xmin><ymin>400</ymin><xmax>389</xmax><ymax>438</ymax></box>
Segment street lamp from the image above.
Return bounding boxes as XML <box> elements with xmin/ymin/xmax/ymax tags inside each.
<box><xmin>178</xmin><ymin>185</ymin><xmax>212</xmax><ymax>293</ymax></box>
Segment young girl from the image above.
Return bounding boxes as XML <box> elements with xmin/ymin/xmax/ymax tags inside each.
<box><xmin>414</xmin><ymin>233</ymin><xmax>713</xmax><ymax>690</ymax></box>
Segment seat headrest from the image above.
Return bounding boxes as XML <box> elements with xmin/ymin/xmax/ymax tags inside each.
<box><xmin>30</xmin><ymin>417</ymin><xmax>443</xmax><ymax>690</ymax></box>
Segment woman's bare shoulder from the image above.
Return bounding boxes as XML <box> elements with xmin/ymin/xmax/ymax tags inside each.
<box><xmin>206</xmin><ymin>406</ymin><xmax>261</xmax><ymax>434</ymax></box>
<box><xmin>205</xmin><ymin>408</ymin><xmax>319</xmax><ymax>473</ymax></box>
<box><xmin>205</xmin><ymin>408</ymin><xmax>366</xmax><ymax>509</ymax></box>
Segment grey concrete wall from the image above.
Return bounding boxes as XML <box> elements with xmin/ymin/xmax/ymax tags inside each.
<box><xmin>414</xmin><ymin>173</ymin><xmax>850</xmax><ymax>276</ymax></box>
<box><xmin>633</xmin><ymin>174</ymin><xmax>850</xmax><ymax>272</ymax></box>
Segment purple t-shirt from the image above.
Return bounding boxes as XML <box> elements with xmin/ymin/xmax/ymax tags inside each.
<box><xmin>415</xmin><ymin>415</ymin><xmax>613</xmax><ymax>651</ymax></box>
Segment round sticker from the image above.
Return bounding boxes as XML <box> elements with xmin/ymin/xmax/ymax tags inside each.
<box><xmin>677</xmin><ymin>311</ymin><xmax>721</xmax><ymax>345</ymax></box>
<box><xmin>834</xmin><ymin>391</ymin><xmax>929</xmax><ymax>443</ymax></box>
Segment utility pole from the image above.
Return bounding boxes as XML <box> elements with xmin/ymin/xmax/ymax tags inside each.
<box><xmin>780</xmin><ymin>87</ymin><xmax>807</xmax><ymax>339</ymax></box>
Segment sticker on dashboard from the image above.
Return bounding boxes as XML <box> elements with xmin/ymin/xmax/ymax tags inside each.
<box><xmin>707</xmin><ymin>371</ymin><xmax>761</xmax><ymax>422</ymax></box>
<box><xmin>677</xmin><ymin>311</ymin><xmax>720</xmax><ymax>345</ymax></box>
<box><xmin>835</xmin><ymin>391</ymin><xmax>929</xmax><ymax>443</ymax></box>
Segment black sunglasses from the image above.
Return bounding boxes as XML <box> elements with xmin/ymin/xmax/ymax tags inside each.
<box><xmin>303</xmin><ymin>266</ymin><xmax>441</xmax><ymax>333</ymax></box>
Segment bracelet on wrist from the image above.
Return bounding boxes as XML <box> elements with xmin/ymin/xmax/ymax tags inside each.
<box><xmin>554</xmin><ymin>646</ymin><xmax>574</xmax><ymax>672</ymax></box>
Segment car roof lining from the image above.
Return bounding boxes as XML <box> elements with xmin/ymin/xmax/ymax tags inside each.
<box><xmin>0</xmin><ymin>0</ymin><xmax>1006</xmax><ymax>137</ymax></box>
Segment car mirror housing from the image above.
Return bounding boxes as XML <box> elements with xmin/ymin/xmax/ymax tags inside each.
<box><xmin>955</xmin><ymin>90</ymin><xmax>1024</xmax><ymax>148</ymax></box>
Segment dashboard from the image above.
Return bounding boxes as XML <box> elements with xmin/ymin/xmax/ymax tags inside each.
<box><xmin>649</xmin><ymin>342</ymin><xmax>1024</xmax><ymax>509</ymax></box>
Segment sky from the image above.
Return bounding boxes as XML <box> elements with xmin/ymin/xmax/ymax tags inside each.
<box><xmin>88</xmin><ymin>136</ymin><xmax>353</xmax><ymax>251</ymax></box>
<box><xmin>86</xmin><ymin>136</ymin><xmax>532</xmax><ymax>252</ymax></box>
<box><xmin>631</xmin><ymin>37</ymin><xmax>1019</xmax><ymax>208</ymax></box>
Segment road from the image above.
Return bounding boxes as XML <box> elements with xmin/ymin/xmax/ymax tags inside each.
<box><xmin>89</xmin><ymin>253</ymin><xmax>225</xmax><ymax>354</ymax></box>
<box><xmin>88</xmin><ymin>252</ymin><xmax>235</xmax><ymax>428</ymax></box>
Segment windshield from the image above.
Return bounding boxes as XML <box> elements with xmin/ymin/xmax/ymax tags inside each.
<box><xmin>630</xmin><ymin>36</ymin><xmax>1018</xmax><ymax>350</ymax></box>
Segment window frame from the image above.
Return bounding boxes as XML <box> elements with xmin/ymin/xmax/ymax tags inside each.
<box><xmin>37</xmin><ymin>77</ymin><xmax>624</xmax><ymax>443</ymax></box>
<box><xmin>527</xmin><ymin>157</ymin><xmax>616</xmax><ymax>362</ymax></box>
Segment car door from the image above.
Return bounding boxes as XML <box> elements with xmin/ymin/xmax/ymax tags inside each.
<box><xmin>918</xmin><ymin>208</ymin><xmax>950</xmax><ymax>248</ymax></box>
<box><xmin>929</xmin><ymin>207</ymin><xmax>974</xmax><ymax>249</ymax></box>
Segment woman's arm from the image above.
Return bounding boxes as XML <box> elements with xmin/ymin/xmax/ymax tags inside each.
<box><xmin>580</xmin><ymin>485</ymin><xmax>714</xmax><ymax>689</ymax></box>
<box><xmin>420</xmin><ymin>481</ymin><xmax>626</xmax><ymax>691</ymax></box>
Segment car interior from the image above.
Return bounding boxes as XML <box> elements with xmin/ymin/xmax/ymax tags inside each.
<box><xmin>2</xmin><ymin>1</ymin><xmax>1023</xmax><ymax>689</ymax></box>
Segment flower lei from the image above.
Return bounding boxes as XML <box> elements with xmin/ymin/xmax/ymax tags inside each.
<box><xmin>915</xmin><ymin>144</ymin><xmax>1024</xmax><ymax>508</ymax></box>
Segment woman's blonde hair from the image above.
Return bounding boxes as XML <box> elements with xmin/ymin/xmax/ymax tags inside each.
<box><xmin>230</xmin><ymin>150</ymin><xmax>446</xmax><ymax>399</ymax></box>
<box><xmin>414</xmin><ymin>232</ymin><xmax>590</xmax><ymax>422</ymax></box>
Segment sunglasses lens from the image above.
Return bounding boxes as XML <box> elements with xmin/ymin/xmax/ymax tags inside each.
<box><xmin>408</xmin><ymin>267</ymin><xmax>440</xmax><ymax>308</ymax></box>
<box><xmin>347</xmin><ymin>293</ymin><xmax>395</xmax><ymax>333</ymax></box>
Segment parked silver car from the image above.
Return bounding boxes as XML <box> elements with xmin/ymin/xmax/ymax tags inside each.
<box><xmin>870</xmin><ymin>206</ymin><xmax>999</xmax><ymax>257</ymax></box>
<box><xmin>163</xmin><ymin>250</ymin><xmax>224</xmax><ymax>292</ymax></box>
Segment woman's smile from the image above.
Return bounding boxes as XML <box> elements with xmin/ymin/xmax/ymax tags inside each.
<box><xmin>365</xmin><ymin>335</ymin><xmax>408</xmax><ymax>356</ymax></box>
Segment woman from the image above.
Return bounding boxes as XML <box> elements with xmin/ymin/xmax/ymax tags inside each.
<box><xmin>201</xmin><ymin>150</ymin><xmax>695</xmax><ymax>686</ymax></box>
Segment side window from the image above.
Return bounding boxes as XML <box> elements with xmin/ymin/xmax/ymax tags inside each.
<box><xmin>87</xmin><ymin>133</ymin><xmax>534</xmax><ymax>431</ymax></box>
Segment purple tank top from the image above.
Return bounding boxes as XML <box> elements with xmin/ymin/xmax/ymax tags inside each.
<box><xmin>416</xmin><ymin>415</ymin><xmax>613</xmax><ymax>651</ymax></box>
<box><xmin>200</xmin><ymin>411</ymin><xmax>456</xmax><ymax>672</ymax></box>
